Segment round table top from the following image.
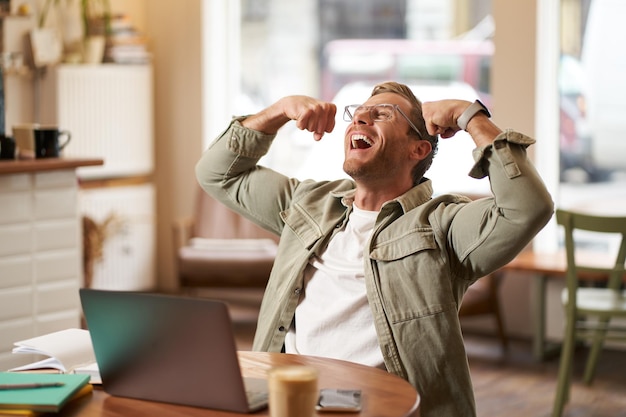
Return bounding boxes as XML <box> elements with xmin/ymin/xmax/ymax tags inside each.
<box><xmin>60</xmin><ymin>351</ymin><xmax>420</xmax><ymax>417</ymax></box>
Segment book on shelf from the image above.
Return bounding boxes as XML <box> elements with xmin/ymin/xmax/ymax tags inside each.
<box><xmin>10</xmin><ymin>329</ymin><xmax>101</xmax><ymax>384</ymax></box>
<box><xmin>0</xmin><ymin>372</ymin><xmax>92</xmax><ymax>414</ymax></box>
<box><xmin>105</xmin><ymin>44</ymin><xmax>152</xmax><ymax>64</ymax></box>
<box><xmin>105</xmin><ymin>13</ymin><xmax>151</xmax><ymax>64</ymax></box>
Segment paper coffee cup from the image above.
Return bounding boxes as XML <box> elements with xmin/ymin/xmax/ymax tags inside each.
<box><xmin>268</xmin><ymin>365</ymin><xmax>318</xmax><ymax>417</ymax></box>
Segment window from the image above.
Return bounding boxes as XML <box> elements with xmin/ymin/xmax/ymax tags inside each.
<box><xmin>558</xmin><ymin>0</ymin><xmax>626</xmax><ymax>213</ymax></box>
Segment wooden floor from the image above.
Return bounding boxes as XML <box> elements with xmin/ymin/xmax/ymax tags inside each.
<box><xmin>464</xmin><ymin>334</ymin><xmax>626</xmax><ymax>417</ymax></box>
<box><xmin>232</xmin><ymin>320</ymin><xmax>626</xmax><ymax>417</ymax></box>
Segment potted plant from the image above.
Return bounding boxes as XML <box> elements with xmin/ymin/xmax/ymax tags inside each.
<box><xmin>80</xmin><ymin>0</ymin><xmax>111</xmax><ymax>63</ymax></box>
<box><xmin>80</xmin><ymin>0</ymin><xmax>111</xmax><ymax>38</ymax></box>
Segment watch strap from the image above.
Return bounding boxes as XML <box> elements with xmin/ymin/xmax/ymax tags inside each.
<box><xmin>457</xmin><ymin>99</ymin><xmax>491</xmax><ymax>131</ymax></box>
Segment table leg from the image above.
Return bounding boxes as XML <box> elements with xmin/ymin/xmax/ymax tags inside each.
<box><xmin>532</xmin><ymin>274</ymin><xmax>547</xmax><ymax>361</ymax></box>
<box><xmin>532</xmin><ymin>274</ymin><xmax>562</xmax><ymax>361</ymax></box>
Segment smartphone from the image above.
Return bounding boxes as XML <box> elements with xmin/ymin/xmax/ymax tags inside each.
<box><xmin>316</xmin><ymin>389</ymin><xmax>362</xmax><ymax>413</ymax></box>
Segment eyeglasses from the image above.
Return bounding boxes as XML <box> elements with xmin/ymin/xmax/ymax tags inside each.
<box><xmin>343</xmin><ymin>104</ymin><xmax>423</xmax><ymax>139</ymax></box>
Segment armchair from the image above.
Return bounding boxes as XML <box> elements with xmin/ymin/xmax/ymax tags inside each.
<box><xmin>173</xmin><ymin>187</ymin><xmax>279</xmax><ymax>318</ymax></box>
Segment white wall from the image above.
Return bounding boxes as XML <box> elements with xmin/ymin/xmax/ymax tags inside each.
<box><xmin>145</xmin><ymin>1</ymin><xmax>203</xmax><ymax>292</ymax></box>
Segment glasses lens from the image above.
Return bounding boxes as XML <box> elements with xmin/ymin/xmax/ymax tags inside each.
<box><xmin>354</xmin><ymin>105</ymin><xmax>371</xmax><ymax>119</ymax></box>
<box><xmin>344</xmin><ymin>104</ymin><xmax>395</xmax><ymax>122</ymax></box>
<box><xmin>371</xmin><ymin>104</ymin><xmax>393</xmax><ymax>121</ymax></box>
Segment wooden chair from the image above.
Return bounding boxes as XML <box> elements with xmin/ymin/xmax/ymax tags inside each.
<box><xmin>459</xmin><ymin>272</ymin><xmax>508</xmax><ymax>350</ymax></box>
<box><xmin>552</xmin><ymin>209</ymin><xmax>626</xmax><ymax>417</ymax></box>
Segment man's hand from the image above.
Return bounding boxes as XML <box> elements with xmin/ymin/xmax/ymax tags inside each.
<box><xmin>422</xmin><ymin>99</ymin><xmax>502</xmax><ymax>147</ymax></box>
<box><xmin>243</xmin><ymin>96</ymin><xmax>337</xmax><ymax>141</ymax></box>
<box><xmin>421</xmin><ymin>99</ymin><xmax>469</xmax><ymax>139</ymax></box>
<box><xmin>283</xmin><ymin>96</ymin><xmax>337</xmax><ymax>141</ymax></box>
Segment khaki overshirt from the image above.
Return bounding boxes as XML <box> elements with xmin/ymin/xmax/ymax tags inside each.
<box><xmin>195</xmin><ymin>118</ymin><xmax>554</xmax><ymax>417</ymax></box>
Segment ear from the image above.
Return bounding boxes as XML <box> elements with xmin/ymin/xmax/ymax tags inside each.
<box><xmin>409</xmin><ymin>139</ymin><xmax>432</xmax><ymax>161</ymax></box>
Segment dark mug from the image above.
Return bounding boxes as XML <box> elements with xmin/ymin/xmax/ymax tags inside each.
<box><xmin>33</xmin><ymin>127</ymin><xmax>71</xmax><ymax>158</ymax></box>
<box><xmin>0</xmin><ymin>135</ymin><xmax>15</xmax><ymax>160</ymax></box>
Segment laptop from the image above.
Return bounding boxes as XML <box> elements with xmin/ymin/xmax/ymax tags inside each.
<box><xmin>79</xmin><ymin>288</ymin><xmax>269</xmax><ymax>413</ymax></box>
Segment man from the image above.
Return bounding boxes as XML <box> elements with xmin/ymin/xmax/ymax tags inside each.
<box><xmin>196</xmin><ymin>82</ymin><xmax>553</xmax><ymax>416</ymax></box>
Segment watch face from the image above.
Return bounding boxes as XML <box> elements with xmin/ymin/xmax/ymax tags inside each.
<box><xmin>475</xmin><ymin>99</ymin><xmax>491</xmax><ymax>117</ymax></box>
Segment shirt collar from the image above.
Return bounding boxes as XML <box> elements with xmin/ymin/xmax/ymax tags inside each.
<box><xmin>330</xmin><ymin>178</ymin><xmax>434</xmax><ymax>213</ymax></box>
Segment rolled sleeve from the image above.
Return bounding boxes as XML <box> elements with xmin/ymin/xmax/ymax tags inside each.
<box><xmin>225</xmin><ymin>118</ymin><xmax>276</xmax><ymax>159</ymax></box>
<box><xmin>469</xmin><ymin>129</ymin><xmax>536</xmax><ymax>179</ymax></box>
<box><xmin>449</xmin><ymin>128</ymin><xmax>553</xmax><ymax>275</ymax></box>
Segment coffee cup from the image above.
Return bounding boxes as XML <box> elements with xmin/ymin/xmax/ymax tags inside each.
<box><xmin>268</xmin><ymin>365</ymin><xmax>318</xmax><ymax>417</ymax></box>
<box><xmin>13</xmin><ymin>124</ymin><xmax>38</xmax><ymax>159</ymax></box>
<box><xmin>34</xmin><ymin>126</ymin><xmax>71</xmax><ymax>158</ymax></box>
<box><xmin>0</xmin><ymin>135</ymin><xmax>15</xmax><ymax>160</ymax></box>
<box><xmin>13</xmin><ymin>124</ymin><xmax>71</xmax><ymax>159</ymax></box>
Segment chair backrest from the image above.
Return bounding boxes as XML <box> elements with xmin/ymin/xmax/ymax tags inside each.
<box><xmin>193</xmin><ymin>187</ymin><xmax>279</xmax><ymax>243</ymax></box>
<box><xmin>555</xmin><ymin>209</ymin><xmax>626</xmax><ymax>295</ymax></box>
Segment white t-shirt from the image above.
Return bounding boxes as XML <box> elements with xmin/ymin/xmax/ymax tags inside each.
<box><xmin>284</xmin><ymin>204</ymin><xmax>385</xmax><ymax>368</ymax></box>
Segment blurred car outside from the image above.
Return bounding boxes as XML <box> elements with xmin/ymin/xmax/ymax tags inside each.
<box><xmin>558</xmin><ymin>54</ymin><xmax>598</xmax><ymax>182</ymax></box>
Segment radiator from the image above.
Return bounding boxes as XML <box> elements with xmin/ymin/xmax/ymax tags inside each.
<box><xmin>40</xmin><ymin>64</ymin><xmax>154</xmax><ymax>180</ymax></box>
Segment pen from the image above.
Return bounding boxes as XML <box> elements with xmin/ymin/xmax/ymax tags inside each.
<box><xmin>0</xmin><ymin>382</ymin><xmax>65</xmax><ymax>390</ymax></box>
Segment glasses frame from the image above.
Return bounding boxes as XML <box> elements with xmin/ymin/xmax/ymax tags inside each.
<box><xmin>343</xmin><ymin>104</ymin><xmax>423</xmax><ymax>139</ymax></box>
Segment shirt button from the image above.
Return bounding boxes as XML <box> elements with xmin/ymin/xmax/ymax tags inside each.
<box><xmin>294</xmin><ymin>288</ymin><xmax>301</xmax><ymax>295</ymax></box>
<box><xmin>278</xmin><ymin>326</ymin><xmax>285</xmax><ymax>332</ymax></box>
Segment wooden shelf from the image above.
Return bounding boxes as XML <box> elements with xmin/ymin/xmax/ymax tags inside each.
<box><xmin>0</xmin><ymin>157</ymin><xmax>103</xmax><ymax>174</ymax></box>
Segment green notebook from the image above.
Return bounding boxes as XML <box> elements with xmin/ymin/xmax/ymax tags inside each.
<box><xmin>0</xmin><ymin>373</ymin><xmax>90</xmax><ymax>413</ymax></box>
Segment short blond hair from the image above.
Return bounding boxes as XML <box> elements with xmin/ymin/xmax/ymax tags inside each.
<box><xmin>371</xmin><ymin>81</ymin><xmax>438</xmax><ymax>185</ymax></box>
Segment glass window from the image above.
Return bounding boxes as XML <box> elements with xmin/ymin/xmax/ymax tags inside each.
<box><xmin>558</xmin><ymin>0</ymin><xmax>626</xmax><ymax>214</ymax></box>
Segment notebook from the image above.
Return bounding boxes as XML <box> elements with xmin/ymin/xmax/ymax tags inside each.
<box><xmin>79</xmin><ymin>289</ymin><xmax>268</xmax><ymax>413</ymax></box>
<box><xmin>0</xmin><ymin>372</ymin><xmax>91</xmax><ymax>413</ymax></box>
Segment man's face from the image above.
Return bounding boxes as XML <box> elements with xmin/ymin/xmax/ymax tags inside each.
<box><xmin>343</xmin><ymin>92</ymin><xmax>421</xmax><ymax>185</ymax></box>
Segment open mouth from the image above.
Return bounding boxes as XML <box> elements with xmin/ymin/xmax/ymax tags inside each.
<box><xmin>351</xmin><ymin>134</ymin><xmax>373</xmax><ymax>149</ymax></box>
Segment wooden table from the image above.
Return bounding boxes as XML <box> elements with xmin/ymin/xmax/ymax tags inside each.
<box><xmin>59</xmin><ymin>352</ymin><xmax>420</xmax><ymax>417</ymax></box>
<box><xmin>500</xmin><ymin>249</ymin><xmax>623</xmax><ymax>361</ymax></box>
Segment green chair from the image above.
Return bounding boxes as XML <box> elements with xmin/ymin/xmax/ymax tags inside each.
<box><xmin>552</xmin><ymin>209</ymin><xmax>626</xmax><ymax>417</ymax></box>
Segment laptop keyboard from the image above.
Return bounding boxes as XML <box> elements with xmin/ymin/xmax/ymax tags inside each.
<box><xmin>247</xmin><ymin>389</ymin><xmax>269</xmax><ymax>410</ymax></box>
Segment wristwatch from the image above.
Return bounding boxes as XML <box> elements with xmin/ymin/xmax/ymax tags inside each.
<box><xmin>457</xmin><ymin>99</ymin><xmax>491</xmax><ymax>131</ymax></box>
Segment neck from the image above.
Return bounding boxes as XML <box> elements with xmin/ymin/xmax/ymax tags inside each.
<box><xmin>353</xmin><ymin>180</ymin><xmax>413</xmax><ymax>211</ymax></box>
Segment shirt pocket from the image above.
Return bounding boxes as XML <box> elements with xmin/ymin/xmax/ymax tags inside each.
<box><xmin>369</xmin><ymin>227</ymin><xmax>457</xmax><ymax>324</ymax></box>
<box><xmin>370</xmin><ymin>227</ymin><xmax>436</xmax><ymax>261</ymax></box>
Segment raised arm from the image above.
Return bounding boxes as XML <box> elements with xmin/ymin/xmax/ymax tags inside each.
<box><xmin>196</xmin><ymin>95</ymin><xmax>339</xmax><ymax>236</ymax></box>
<box><xmin>423</xmin><ymin>99</ymin><xmax>554</xmax><ymax>276</ymax></box>
<box><xmin>242</xmin><ymin>95</ymin><xmax>337</xmax><ymax>141</ymax></box>
<box><xmin>421</xmin><ymin>99</ymin><xmax>502</xmax><ymax>147</ymax></box>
